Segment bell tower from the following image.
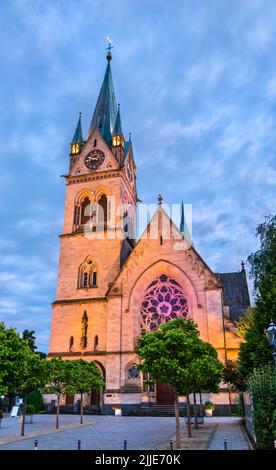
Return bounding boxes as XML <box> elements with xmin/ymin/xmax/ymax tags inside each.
<box><xmin>49</xmin><ymin>49</ymin><xmax>137</xmax><ymax>357</ymax></box>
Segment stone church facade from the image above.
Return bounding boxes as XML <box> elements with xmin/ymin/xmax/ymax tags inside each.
<box><xmin>47</xmin><ymin>50</ymin><xmax>250</xmax><ymax>413</ymax></box>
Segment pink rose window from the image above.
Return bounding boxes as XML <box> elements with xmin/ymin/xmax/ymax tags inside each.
<box><xmin>141</xmin><ymin>274</ymin><xmax>189</xmax><ymax>331</ymax></box>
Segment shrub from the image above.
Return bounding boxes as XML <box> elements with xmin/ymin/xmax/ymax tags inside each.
<box><xmin>272</xmin><ymin>410</ymin><xmax>276</xmax><ymax>440</ymax></box>
<box><xmin>204</xmin><ymin>401</ymin><xmax>214</xmax><ymax>410</ymax></box>
<box><xmin>26</xmin><ymin>404</ymin><xmax>36</xmax><ymax>415</ymax></box>
<box><xmin>26</xmin><ymin>389</ymin><xmax>44</xmax><ymax>412</ymax></box>
<box><xmin>248</xmin><ymin>365</ymin><xmax>276</xmax><ymax>449</ymax></box>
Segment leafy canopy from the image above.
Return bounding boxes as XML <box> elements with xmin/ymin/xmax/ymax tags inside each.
<box><xmin>135</xmin><ymin>317</ymin><xmax>223</xmax><ymax>396</ymax></box>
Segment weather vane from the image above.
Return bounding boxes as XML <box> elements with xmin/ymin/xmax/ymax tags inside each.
<box><xmin>106</xmin><ymin>36</ymin><xmax>114</xmax><ymax>60</ymax></box>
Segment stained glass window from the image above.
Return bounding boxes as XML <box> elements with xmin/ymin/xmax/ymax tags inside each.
<box><xmin>141</xmin><ymin>274</ymin><xmax>189</xmax><ymax>331</ymax></box>
<box><xmin>128</xmin><ymin>364</ymin><xmax>140</xmax><ymax>379</ymax></box>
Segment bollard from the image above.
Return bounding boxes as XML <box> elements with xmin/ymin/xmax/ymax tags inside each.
<box><xmin>224</xmin><ymin>438</ymin><xmax>228</xmax><ymax>450</ymax></box>
<box><xmin>77</xmin><ymin>439</ymin><xmax>81</xmax><ymax>451</ymax></box>
<box><xmin>124</xmin><ymin>439</ymin><xmax>128</xmax><ymax>450</ymax></box>
<box><xmin>169</xmin><ymin>439</ymin><xmax>173</xmax><ymax>450</ymax></box>
<box><xmin>34</xmin><ymin>439</ymin><xmax>38</xmax><ymax>450</ymax></box>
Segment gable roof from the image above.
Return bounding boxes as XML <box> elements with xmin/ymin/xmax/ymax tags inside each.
<box><xmin>107</xmin><ymin>205</ymin><xmax>220</xmax><ymax>295</ymax></box>
<box><xmin>219</xmin><ymin>270</ymin><xmax>251</xmax><ymax>322</ymax></box>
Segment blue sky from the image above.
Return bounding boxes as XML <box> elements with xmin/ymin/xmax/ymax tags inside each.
<box><xmin>0</xmin><ymin>0</ymin><xmax>275</xmax><ymax>352</ymax></box>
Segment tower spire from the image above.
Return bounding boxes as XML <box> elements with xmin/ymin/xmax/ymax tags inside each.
<box><xmin>87</xmin><ymin>55</ymin><xmax>118</xmax><ymax>144</ymax></box>
<box><xmin>71</xmin><ymin>112</ymin><xmax>83</xmax><ymax>155</ymax></box>
<box><xmin>180</xmin><ymin>201</ymin><xmax>185</xmax><ymax>233</ymax></box>
<box><xmin>72</xmin><ymin>112</ymin><xmax>83</xmax><ymax>144</ymax></box>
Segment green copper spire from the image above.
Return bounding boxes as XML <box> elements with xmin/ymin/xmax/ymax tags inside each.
<box><xmin>87</xmin><ymin>56</ymin><xmax>118</xmax><ymax>145</ymax></box>
<box><xmin>113</xmin><ymin>104</ymin><xmax>123</xmax><ymax>135</ymax></box>
<box><xmin>180</xmin><ymin>201</ymin><xmax>193</xmax><ymax>247</ymax></box>
<box><xmin>72</xmin><ymin>113</ymin><xmax>83</xmax><ymax>143</ymax></box>
<box><xmin>180</xmin><ymin>201</ymin><xmax>185</xmax><ymax>233</ymax></box>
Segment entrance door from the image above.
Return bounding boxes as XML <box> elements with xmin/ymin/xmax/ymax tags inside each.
<box><xmin>65</xmin><ymin>394</ymin><xmax>74</xmax><ymax>405</ymax></box>
<box><xmin>156</xmin><ymin>383</ymin><xmax>175</xmax><ymax>405</ymax></box>
<box><xmin>90</xmin><ymin>390</ymin><xmax>101</xmax><ymax>406</ymax></box>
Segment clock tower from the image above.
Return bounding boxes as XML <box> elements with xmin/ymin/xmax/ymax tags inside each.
<box><xmin>49</xmin><ymin>50</ymin><xmax>137</xmax><ymax>363</ymax></box>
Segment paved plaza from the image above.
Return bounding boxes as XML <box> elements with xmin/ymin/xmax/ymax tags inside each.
<box><xmin>0</xmin><ymin>415</ymin><xmax>252</xmax><ymax>450</ymax></box>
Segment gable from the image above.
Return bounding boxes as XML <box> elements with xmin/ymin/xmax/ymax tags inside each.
<box><xmin>107</xmin><ymin>206</ymin><xmax>222</xmax><ymax>296</ymax></box>
<box><xmin>70</xmin><ymin>129</ymin><xmax>120</xmax><ymax>177</ymax></box>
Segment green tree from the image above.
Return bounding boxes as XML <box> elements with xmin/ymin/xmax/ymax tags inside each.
<box><xmin>135</xmin><ymin>318</ymin><xmax>223</xmax><ymax>447</ymax></box>
<box><xmin>248</xmin><ymin>365</ymin><xmax>276</xmax><ymax>448</ymax></box>
<box><xmin>22</xmin><ymin>329</ymin><xmax>46</xmax><ymax>359</ymax></box>
<box><xmin>223</xmin><ymin>360</ymin><xmax>246</xmax><ymax>392</ymax></box>
<box><xmin>66</xmin><ymin>360</ymin><xmax>104</xmax><ymax>424</ymax></box>
<box><xmin>235</xmin><ymin>307</ymin><xmax>255</xmax><ymax>339</ymax></box>
<box><xmin>238</xmin><ymin>215</ymin><xmax>276</xmax><ymax>379</ymax></box>
<box><xmin>45</xmin><ymin>357</ymin><xmax>76</xmax><ymax>429</ymax></box>
<box><xmin>0</xmin><ymin>322</ymin><xmax>47</xmax><ymax>436</ymax></box>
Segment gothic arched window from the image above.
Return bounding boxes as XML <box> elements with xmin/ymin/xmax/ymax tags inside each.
<box><xmin>98</xmin><ymin>195</ymin><xmax>107</xmax><ymax>230</ymax></box>
<box><xmin>78</xmin><ymin>256</ymin><xmax>98</xmax><ymax>288</ymax></box>
<box><xmin>140</xmin><ymin>274</ymin><xmax>189</xmax><ymax>331</ymax></box>
<box><xmin>81</xmin><ymin>197</ymin><xmax>91</xmax><ymax>225</ymax></box>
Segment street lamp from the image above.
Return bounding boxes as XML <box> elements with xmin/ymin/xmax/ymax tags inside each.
<box><xmin>265</xmin><ymin>320</ymin><xmax>276</xmax><ymax>368</ymax></box>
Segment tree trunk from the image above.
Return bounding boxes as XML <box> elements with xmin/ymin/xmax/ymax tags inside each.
<box><xmin>228</xmin><ymin>385</ymin><xmax>233</xmax><ymax>414</ymax></box>
<box><xmin>80</xmin><ymin>392</ymin><xmax>83</xmax><ymax>425</ymax></box>
<box><xmin>199</xmin><ymin>392</ymin><xmax>204</xmax><ymax>417</ymax></box>
<box><xmin>20</xmin><ymin>396</ymin><xmax>27</xmax><ymax>437</ymax></box>
<box><xmin>56</xmin><ymin>395</ymin><xmax>60</xmax><ymax>429</ymax></box>
<box><xmin>193</xmin><ymin>392</ymin><xmax>198</xmax><ymax>429</ymax></box>
<box><xmin>186</xmin><ymin>394</ymin><xmax>192</xmax><ymax>437</ymax></box>
<box><xmin>174</xmin><ymin>394</ymin><xmax>181</xmax><ymax>449</ymax></box>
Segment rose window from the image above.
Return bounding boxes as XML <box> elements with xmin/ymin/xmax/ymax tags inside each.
<box><xmin>141</xmin><ymin>274</ymin><xmax>189</xmax><ymax>331</ymax></box>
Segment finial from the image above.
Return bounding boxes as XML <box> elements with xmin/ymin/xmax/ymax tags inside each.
<box><xmin>129</xmin><ymin>132</ymin><xmax>132</xmax><ymax>141</ymax></box>
<box><xmin>106</xmin><ymin>36</ymin><xmax>113</xmax><ymax>61</ymax></box>
<box><xmin>157</xmin><ymin>194</ymin><xmax>163</xmax><ymax>205</ymax></box>
<box><xmin>241</xmin><ymin>260</ymin><xmax>245</xmax><ymax>270</ymax></box>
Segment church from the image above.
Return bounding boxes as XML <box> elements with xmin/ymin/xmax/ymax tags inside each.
<box><xmin>47</xmin><ymin>49</ymin><xmax>250</xmax><ymax>414</ymax></box>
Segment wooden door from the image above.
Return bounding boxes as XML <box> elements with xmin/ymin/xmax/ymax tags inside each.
<box><xmin>156</xmin><ymin>383</ymin><xmax>175</xmax><ymax>405</ymax></box>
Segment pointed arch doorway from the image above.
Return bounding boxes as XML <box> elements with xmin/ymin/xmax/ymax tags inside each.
<box><xmin>89</xmin><ymin>361</ymin><xmax>105</xmax><ymax>410</ymax></box>
<box><xmin>156</xmin><ymin>383</ymin><xmax>175</xmax><ymax>405</ymax></box>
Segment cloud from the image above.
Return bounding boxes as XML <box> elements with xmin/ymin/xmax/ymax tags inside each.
<box><xmin>0</xmin><ymin>0</ymin><xmax>275</xmax><ymax>351</ymax></box>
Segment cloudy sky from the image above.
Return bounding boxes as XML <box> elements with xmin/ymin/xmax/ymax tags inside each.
<box><xmin>0</xmin><ymin>0</ymin><xmax>275</xmax><ymax>352</ymax></box>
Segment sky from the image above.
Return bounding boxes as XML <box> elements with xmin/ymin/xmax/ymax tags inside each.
<box><xmin>0</xmin><ymin>0</ymin><xmax>275</xmax><ymax>352</ymax></box>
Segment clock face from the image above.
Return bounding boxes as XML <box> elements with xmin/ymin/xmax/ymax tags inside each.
<box><xmin>84</xmin><ymin>150</ymin><xmax>105</xmax><ymax>170</ymax></box>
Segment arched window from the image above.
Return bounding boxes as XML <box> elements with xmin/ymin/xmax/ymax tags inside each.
<box><xmin>94</xmin><ymin>335</ymin><xmax>99</xmax><ymax>351</ymax></box>
<box><xmin>93</xmin><ymin>139</ymin><xmax>97</xmax><ymax>147</ymax></box>
<box><xmin>98</xmin><ymin>195</ymin><xmax>107</xmax><ymax>230</ymax></box>
<box><xmin>81</xmin><ymin>197</ymin><xmax>91</xmax><ymax>225</ymax></box>
<box><xmin>78</xmin><ymin>256</ymin><xmax>98</xmax><ymax>288</ymax></box>
<box><xmin>140</xmin><ymin>274</ymin><xmax>189</xmax><ymax>331</ymax></box>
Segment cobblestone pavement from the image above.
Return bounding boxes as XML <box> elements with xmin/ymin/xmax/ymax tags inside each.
<box><xmin>0</xmin><ymin>415</ymin><xmax>252</xmax><ymax>451</ymax></box>
<box><xmin>0</xmin><ymin>415</ymin><xmax>176</xmax><ymax>450</ymax></box>
<box><xmin>206</xmin><ymin>418</ymin><xmax>252</xmax><ymax>450</ymax></box>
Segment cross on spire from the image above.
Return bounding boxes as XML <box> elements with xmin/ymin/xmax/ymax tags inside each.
<box><xmin>106</xmin><ymin>37</ymin><xmax>114</xmax><ymax>61</ymax></box>
<box><xmin>157</xmin><ymin>194</ymin><xmax>163</xmax><ymax>205</ymax></box>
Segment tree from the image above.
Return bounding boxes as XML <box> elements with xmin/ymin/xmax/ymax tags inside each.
<box><xmin>45</xmin><ymin>357</ymin><xmax>74</xmax><ymax>429</ymax></box>
<box><xmin>223</xmin><ymin>360</ymin><xmax>246</xmax><ymax>392</ymax></box>
<box><xmin>135</xmin><ymin>318</ymin><xmax>223</xmax><ymax>447</ymax></box>
<box><xmin>0</xmin><ymin>322</ymin><xmax>47</xmax><ymax>436</ymax></box>
<box><xmin>248</xmin><ymin>365</ymin><xmax>276</xmax><ymax>448</ymax></box>
<box><xmin>22</xmin><ymin>329</ymin><xmax>46</xmax><ymax>359</ymax></box>
<box><xmin>235</xmin><ymin>307</ymin><xmax>255</xmax><ymax>339</ymax></box>
<box><xmin>66</xmin><ymin>360</ymin><xmax>104</xmax><ymax>424</ymax></box>
<box><xmin>238</xmin><ymin>215</ymin><xmax>276</xmax><ymax>379</ymax></box>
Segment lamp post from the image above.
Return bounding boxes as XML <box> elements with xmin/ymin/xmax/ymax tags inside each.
<box><xmin>265</xmin><ymin>320</ymin><xmax>276</xmax><ymax>369</ymax></box>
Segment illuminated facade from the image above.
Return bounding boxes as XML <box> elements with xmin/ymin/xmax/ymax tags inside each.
<box><xmin>47</xmin><ymin>52</ymin><xmax>250</xmax><ymax>413</ymax></box>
